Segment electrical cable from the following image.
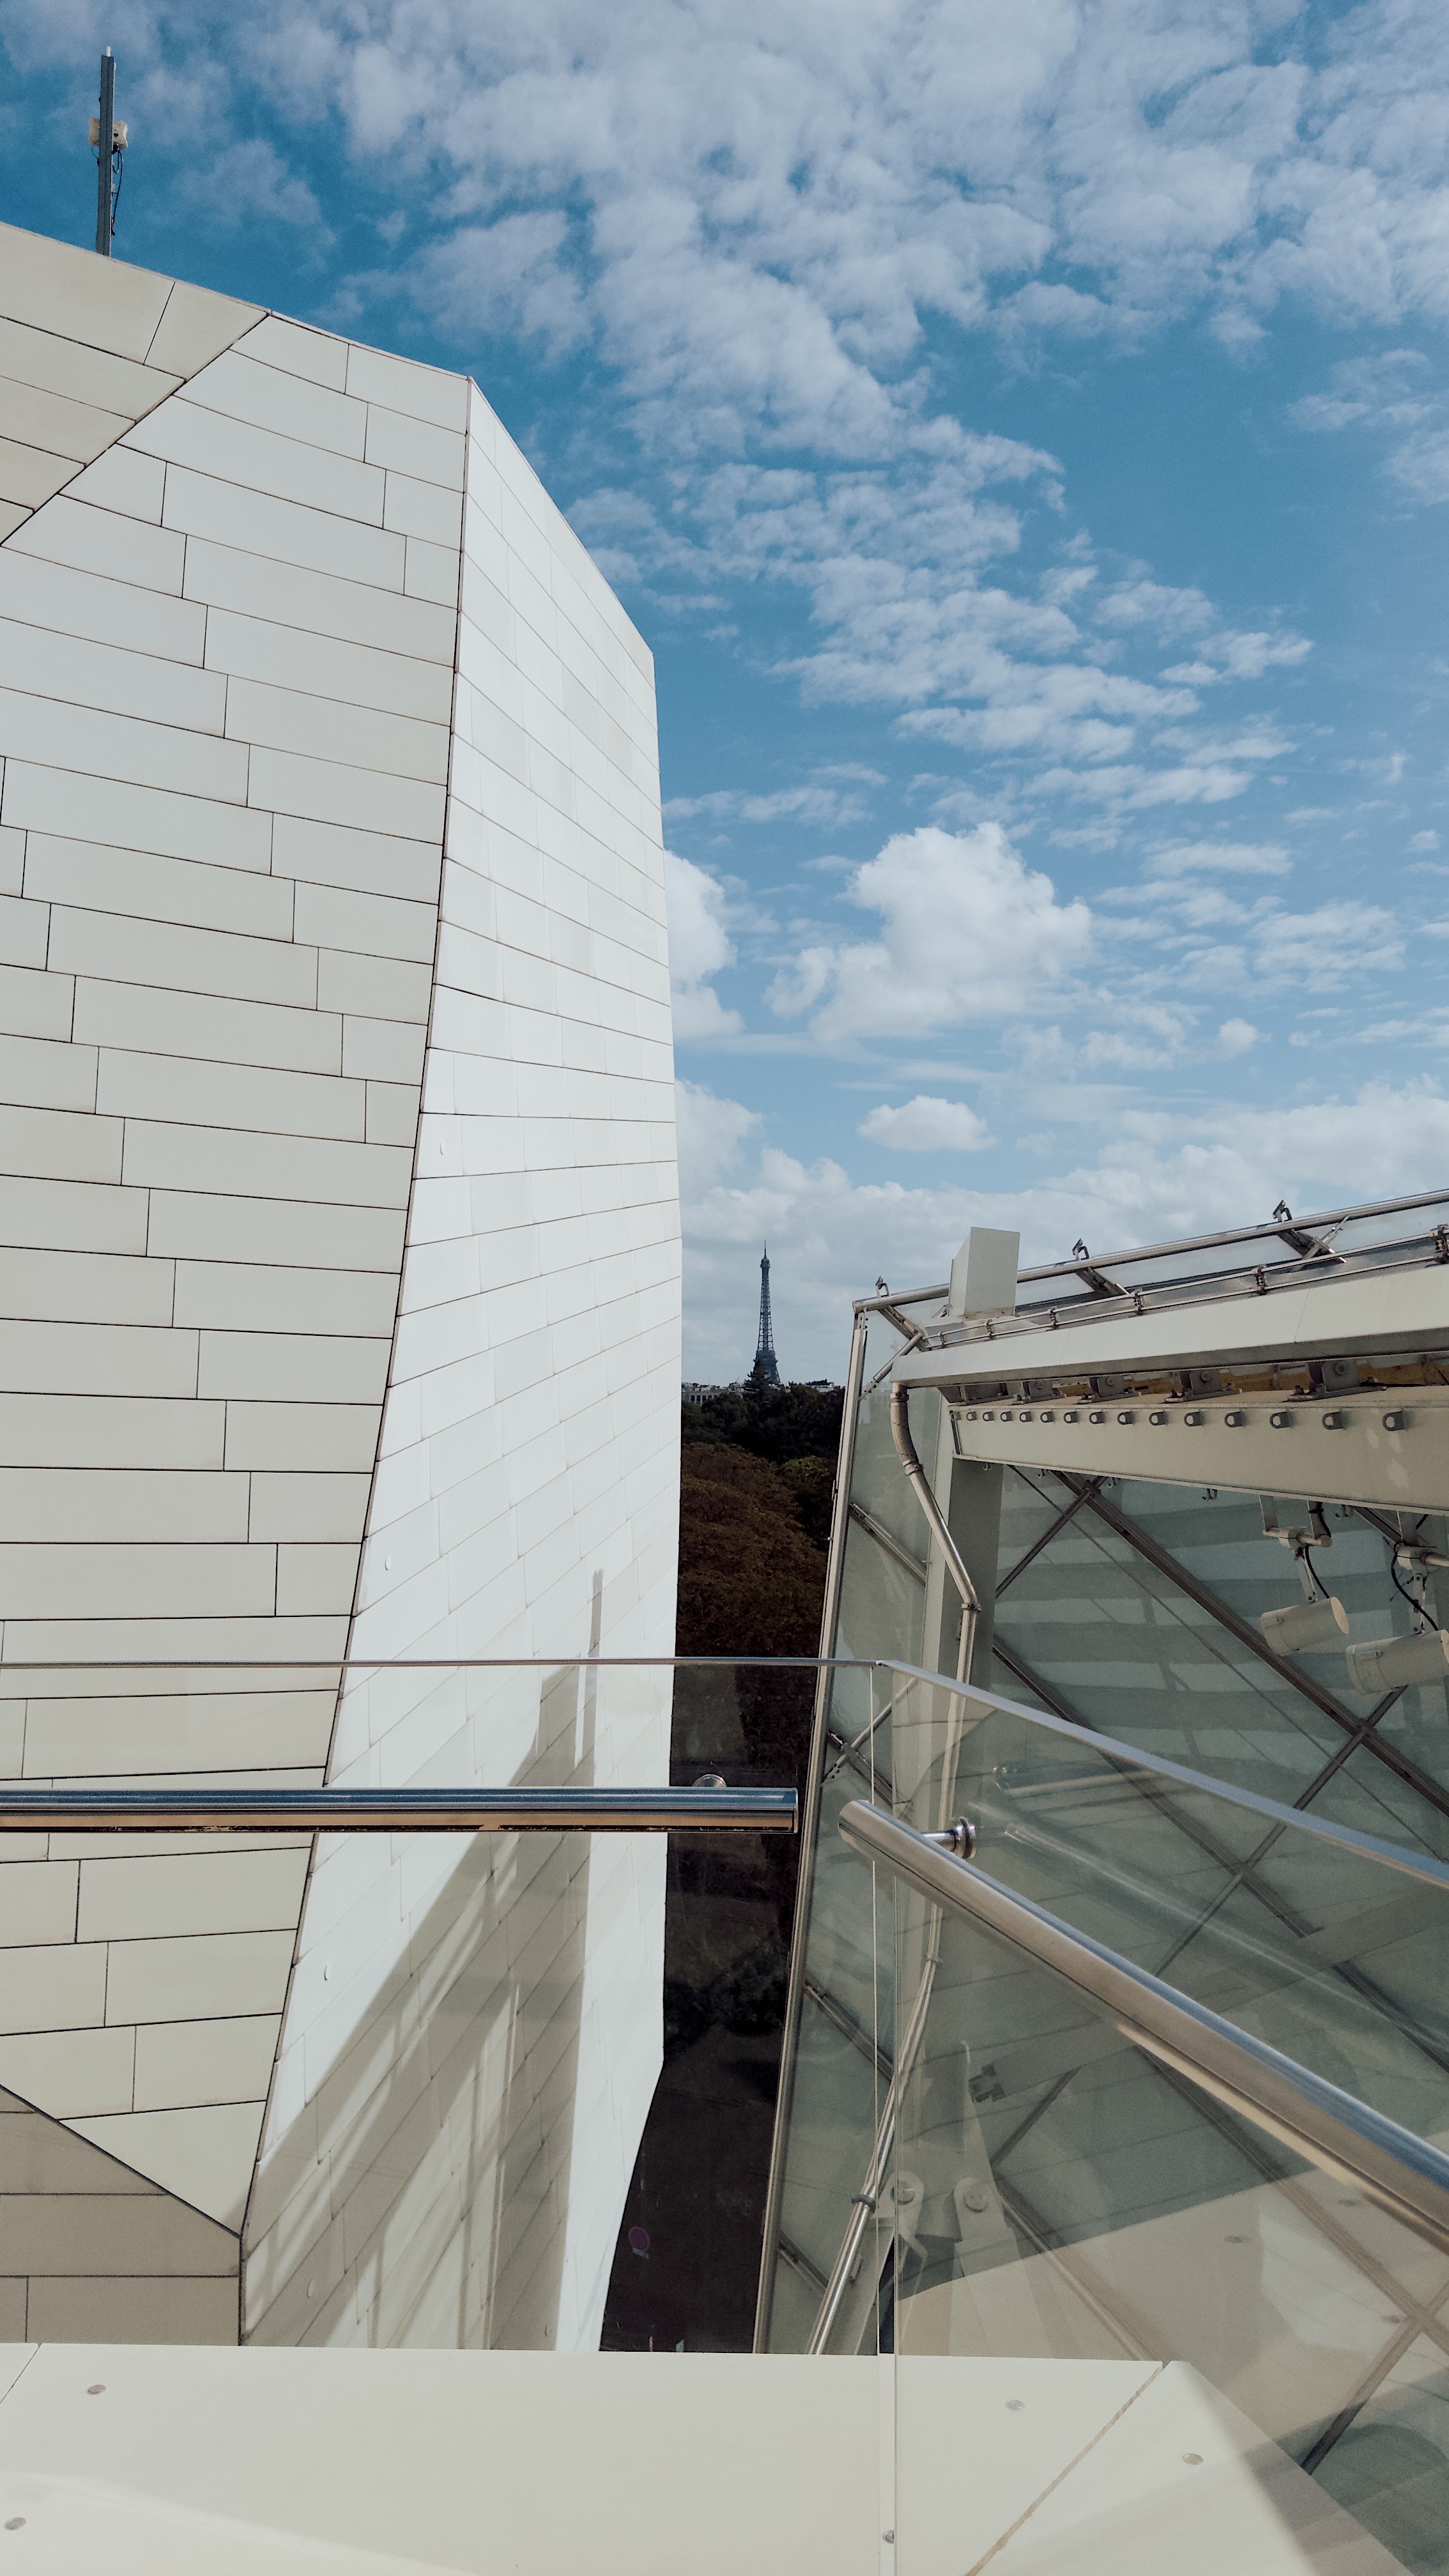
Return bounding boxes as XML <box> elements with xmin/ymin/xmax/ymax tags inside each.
<box><xmin>1389</xmin><ymin>1544</ymin><xmax>1429</xmax><ymax>1630</ymax></box>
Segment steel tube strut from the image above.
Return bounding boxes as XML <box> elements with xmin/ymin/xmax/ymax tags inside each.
<box><xmin>0</xmin><ymin>1786</ymin><xmax>797</xmax><ymax>1836</ymax></box>
<box><xmin>889</xmin><ymin>1380</ymin><xmax>981</xmax><ymax>1676</ymax></box>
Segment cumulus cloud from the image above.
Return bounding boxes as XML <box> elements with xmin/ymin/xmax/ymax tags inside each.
<box><xmin>859</xmin><ymin>1095</ymin><xmax>992</xmax><ymax>1151</ymax></box>
<box><xmin>1218</xmin><ymin>1018</ymin><xmax>1259</xmax><ymax>1054</ymax></box>
<box><xmin>767</xmin><ymin>822</ymin><xmax>1092</xmax><ymax>1046</ymax></box>
<box><xmin>675</xmin><ymin>1078</ymin><xmax>759</xmax><ymax>1192</ymax></box>
<box><xmin>664</xmin><ymin>851</ymin><xmax>742</xmax><ymax>1041</ymax></box>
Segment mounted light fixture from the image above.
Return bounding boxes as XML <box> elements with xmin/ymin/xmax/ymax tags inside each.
<box><xmin>1347</xmin><ymin>1629</ymin><xmax>1449</xmax><ymax>1693</ymax></box>
<box><xmin>1262</xmin><ymin>1595</ymin><xmax>1351</xmax><ymax>1655</ymax></box>
<box><xmin>1259</xmin><ymin>1499</ymin><xmax>1346</xmax><ymax>1658</ymax></box>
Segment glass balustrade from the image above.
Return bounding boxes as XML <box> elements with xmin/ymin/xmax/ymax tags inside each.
<box><xmin>820</xmin><ymin>1680</ymin><xmax>1449</xmax><ymax>2573</ymax></box>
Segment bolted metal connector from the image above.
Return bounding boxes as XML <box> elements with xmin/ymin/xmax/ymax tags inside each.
<box><xmin>927</xmin><ymin>1818</ymin><xmax>977</xmax><ymax>1859</ymax></box>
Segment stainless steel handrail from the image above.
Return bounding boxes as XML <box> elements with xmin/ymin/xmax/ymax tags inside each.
<box><xmin>0</xmin><ymin>1655</ymin><xmax>874</xmax><ymax>1671</ymax></box>
<box><xmin>0</xmin><ymin>1786</ymin><xmax>797</xmax><ymax>1835</ymax></box>
<box><xmin>839</xmin><ymin>1798</ymin><xmax>1449</xmax><ymax>2260</ymax></box>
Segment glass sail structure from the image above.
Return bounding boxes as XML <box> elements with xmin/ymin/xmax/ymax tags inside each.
<box><xmin>757</xmin><ymin>1189</ymin><xmax>1449</xmax><ymax>2573</ymax></box>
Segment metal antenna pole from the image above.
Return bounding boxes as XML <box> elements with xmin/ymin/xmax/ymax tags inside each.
<box><xmin>95</xmin><ymin>51</ymin><xmax>115</xmax><ymax>256</ymax></box>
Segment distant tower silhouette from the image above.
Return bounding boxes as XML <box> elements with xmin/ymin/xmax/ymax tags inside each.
<box><xmin>753</xmin><ymin>1243</ymin><xmax>781</xmax><ymax>1386</ymax></box>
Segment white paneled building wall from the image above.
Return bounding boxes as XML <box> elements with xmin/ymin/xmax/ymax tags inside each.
<box><xmin>0</xmin><ymin>221</ymin><xmax>680</xmax><ymax>2347</ymax></box>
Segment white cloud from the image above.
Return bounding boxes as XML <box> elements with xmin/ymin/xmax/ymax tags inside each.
<box><xmin>1080</xmin><ymin>1006</ymin><xmax>1190</xmax><ymax>1070</ymax></box>
<box><xmin>1412</xmin><ymin>830</ymin><xmax>1441</xmax><ymax>852</ymax></box>
<box><xmin>1392</xmin><ymin>433</ymin><xmax>1449</xmax><ymax>505</ymax></box>
<box><xmin>1248</xmin><ymin>901</ymin><xmax>1404</xmax><ymax>986</ymax></box>
<box><xmin>1029</xmin><ymin>761</ymin><xmax>1255</xmax><ymax>810</ymax></box>
<box><xmin>1218</xmin><ymin>1017</ymin><xmax>1259</xmax><ymax>1054</ymax></box>
<box><xmin>859</xmin><ymin>1096</ymin><xmax>992</xmax><ymax>1151</ymax></box>
<box><xmin>664</xmin><ymin>850</ymin><xmax>742</xmax><ymax>1041</ymax></box>
<box><xmin>675</xmin><ymin>1079</ymin><xmax>759</xmax><ymax>1192</ymax></box>
<box><xmin>1146</xmin><ymin>840</ymin><xmax>1293</xmax><ymax>878</ymax></box>
<box><xmin>665</xmin><ymin>778</ymin><xmax>877</xmax><ymax>828</ymax></box>
<box><xmin>1290</xmin><ymin>351</ymin><xmax>1449</xmax><ymax>507</ymax></box>
<box><xmin>362</xmin><ymin>215</ymin><xmax>587</xmax><ymax>358</ymax></box>
<box><xmin>17</xmin><ymin>1</ymin><xmax>1449</xmax><ymax>446</ymax></box>
<box><xmin>766</xmin><ymin>822</ymin><xmax>1092</xmax><ymax>1046</ymax></box>
<box><xmin>174</xmin><ymin>138</ymin><xmax>325</xmax><ymax>233</ymax></box>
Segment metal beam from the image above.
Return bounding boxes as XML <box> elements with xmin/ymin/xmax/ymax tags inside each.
<box><xmin>848</xmin><ymin>1501</ymin><xmax>926</xmax><ymax>1586</ymax></box>
<box><xmin>993</xmin><ymin>1473</ymin><xmax>1103</xmax><ymax>1600</ymax></box>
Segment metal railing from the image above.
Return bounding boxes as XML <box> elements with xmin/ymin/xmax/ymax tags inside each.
<box><xmin>756</xmin><ymin>1653</ymin><xmax>1449</xmax><ymax>2348</ymax></box>
<box><xmin>839</xmin><ymin>1798</ymin><xmax>1449</xmax><ymax>2262</ymax></box>
<box><xmin>0</xmin><ymin>1784</ymin><xmax>796</xmax><ymax>1834</ymax></box>
<box><xmin>0</xmin><ymin>1653</ymin><xmax>832</xmax><ymax>1832</ymax></box>
<box><xmin>850</xmin><ymin>1183</ymin><xmax>1449</xmax><ymax>1354</ymax></box>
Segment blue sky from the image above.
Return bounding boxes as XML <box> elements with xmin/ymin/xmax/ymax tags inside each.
<box><xmin>3</xmin><ymin>0</ymin><xmax>1449</xmax><ymax>1377</ymax></box>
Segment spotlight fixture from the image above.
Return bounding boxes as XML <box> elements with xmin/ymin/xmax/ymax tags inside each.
<box><xmin>1259</xmin><ymin>1498</ymin><xmax>1342</xmax><ymax>1657</ymax></box>
<box><xmin>1261</xmin><ymin>1596</ymin><xmax>1350</xmax><ymax>1656</ymax></box>
<box><xmin>1346</xmin><ymin>1629</ymin><xmax>1449</xmax><ymax>1694</ymax></box>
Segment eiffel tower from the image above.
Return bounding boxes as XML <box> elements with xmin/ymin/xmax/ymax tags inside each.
<box><xmin>752</xmin><ymin>1243</ymin><xmax>781</xmax><ymax>1386</ymax></box>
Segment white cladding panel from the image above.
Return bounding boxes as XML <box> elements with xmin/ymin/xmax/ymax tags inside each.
<box><xmin>0</xmin><ymin>223</ymin><xmax>679</xmax><ymax>2349</ymax></box>
<box><xmin>243</xmin><ymin>379</ymin><xmax>678</xmax><ymax>2355</ymax></box>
